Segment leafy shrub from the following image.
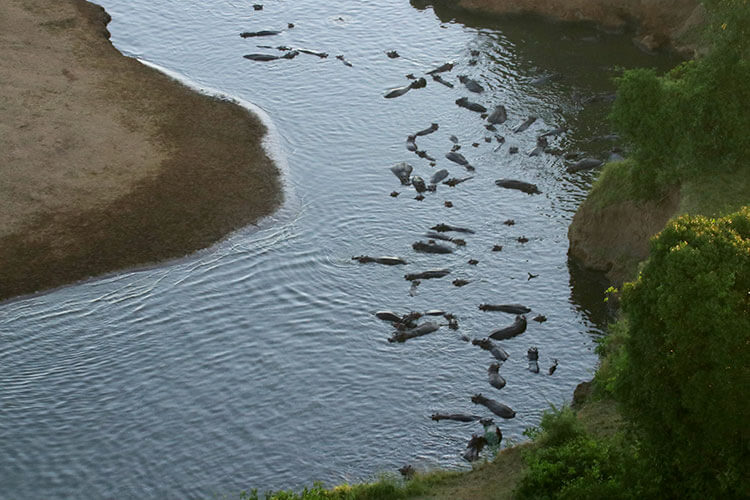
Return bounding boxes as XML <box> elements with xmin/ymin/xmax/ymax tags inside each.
<box><xmin>615</xmin><ymin>207</ymin><xmax>750</xmax><ymax>497</ymax></box>
<box><xmin>609</xmin><ymin>0</ymin><xmax>750</xmax><ymax>198</ymax></box>
<box><xmin>516</xmin><ymin>406</ymin><xmax>637</xmax><ymax>499</ymax></box>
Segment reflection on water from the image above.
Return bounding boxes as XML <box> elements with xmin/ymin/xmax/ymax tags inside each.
<box><xmin>0</xmin><ymin>1</ymin><xmax>678</xmax><ymax>498</ymax></box>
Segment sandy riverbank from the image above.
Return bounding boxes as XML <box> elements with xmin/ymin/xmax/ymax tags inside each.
<box><xmin>0</xmin><ymin>0</ymin><xmax>282</xmax><ymax>301</ymax></box>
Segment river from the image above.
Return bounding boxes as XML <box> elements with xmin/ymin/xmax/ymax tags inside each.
<box><xmin>0</xmin><ymin>1</ymin><xmax>678</xmax><ymax>498</ymax></box>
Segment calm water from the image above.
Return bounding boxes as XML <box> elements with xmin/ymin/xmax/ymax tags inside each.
<box><xmin>0</xmin><ymin>1</ymin><xmax>677</xmax><ymax>498</ymax></box>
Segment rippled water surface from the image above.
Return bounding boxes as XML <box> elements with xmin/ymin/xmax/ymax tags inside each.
<box><xmin>1</xmin><ymin>2</ymin><xmax>678</xmax><ymax>498</ymax></box>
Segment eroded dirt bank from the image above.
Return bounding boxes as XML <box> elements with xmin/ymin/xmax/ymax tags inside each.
<box><xmin>421</xmin><ymin>0</ymin><xmax>706</xmax><ymax>54</ymax></box>
<box><xmin>0</xmin><ymin>0</ymin><xmax>282</xmax><ymax>300</ymax></box>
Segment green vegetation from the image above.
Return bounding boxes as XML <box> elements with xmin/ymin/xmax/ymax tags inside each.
<box><xmin>614</xmin><ymin>208</ymin><xmax>750</xmax><ymax>498</ymax></box>
<box><xmin>516</xmin><ymin>209</ymin><xmax>750</xmax><ymax>499</ymax></box>
<box><xmin>608</xmin><ymin>0</ymin><xmax>750</xmax><ymax>199</ymax></box>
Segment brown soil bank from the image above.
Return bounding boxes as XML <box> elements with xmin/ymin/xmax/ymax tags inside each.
<box><xmin>420</xmin><ymin>0</ymin><xmax>706</xmax><ymax>55</ymax></box>
<box><xmin>568</xmin><ymin>189</ymin><xmax>680</xmax><ymax>285</ymax></box>
<box><xmin>0</xmin><ymin>0</ymin><xmax>282</xmax><ymax>301</ymax></box>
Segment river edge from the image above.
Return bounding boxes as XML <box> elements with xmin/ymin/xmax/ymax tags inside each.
<box><xmin>0</xmin><ymin>0</ymin><xmax>282</xmax><ymax>301</ymax></box>
<box><xmin>414</xmin><ymin>0</ymin><xmax>707</xmax><ymax>56</ymax></box>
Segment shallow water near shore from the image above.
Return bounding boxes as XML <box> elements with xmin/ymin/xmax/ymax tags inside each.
<box><xmin>0</xmin><ymin>1</ymin><xmax>678</xmax><ymax>498</ymax></box>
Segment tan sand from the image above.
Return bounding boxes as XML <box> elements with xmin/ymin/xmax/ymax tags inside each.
<box><xmin>0</xmin><ymin>0</ymin><xmax>282</xmax><ymax>300</ymax></box>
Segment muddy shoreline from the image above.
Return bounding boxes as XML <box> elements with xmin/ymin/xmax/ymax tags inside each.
<box><xmin>0</xmin><ymin>0</ymin><xmax>282</xmax><ymax>301</ymax></box>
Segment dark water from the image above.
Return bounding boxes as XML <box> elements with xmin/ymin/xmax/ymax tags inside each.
<box><xmin>0</xmin><ymin>1</ymin><xmax>678</xmax><ymax>498</ymax></box>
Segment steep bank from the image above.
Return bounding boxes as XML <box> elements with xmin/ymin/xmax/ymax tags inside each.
<box><xmin>416</xmin><ymin>0</ymin><xmax>706</xmax><ymax>55</ymax></box>
<box><xmin>0</xmin><ymin>0</ymin><xmax>282</xmax><ymax>301</ymax></box>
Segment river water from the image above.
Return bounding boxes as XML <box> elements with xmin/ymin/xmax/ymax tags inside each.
<box><xmin>0</xmin><ymin>1</ymin><xmax>678</xmax><ymax>498</ymax></box>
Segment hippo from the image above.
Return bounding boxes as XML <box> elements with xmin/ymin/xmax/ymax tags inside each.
<box><xmin>489</xmin><ymin>315</ymin><xmax>527</xmax><ymax>340</ymax></box>
<box><xmin>472</xmin><ymin>338</ymin><xmax>509</xmax><ymax>361</ymax></box>
<box><xmin>458</xmin><ymin>75</ymin><xmax>484</xmax><ymax>93</ymax></box>
<box><xmin>374</xmin><ymin>311</ymin><xmax>402</xmax><ymax>322</ymax></box>
<box><xmin>240</xmin><ymin>30</ymin><xmax>281</xmax><ymax>37</ymax></box>
<box><xmin>533</xmin><ymin>314</ymin><xmax>547</xmax><ymax>323</ymax></box>
<box><xmin>385</xmin><ymin>85</ymin><xmax>412</xmax><ymax>99</ymax></box>
<box><xmin>488</xmin><ymin>363</ymin><xmax>507</xmax><ymax>390</ymax></box>
<box><xmin>471</xmin><ymin>394</ymin><xmax>515</xmax><ymax>419</ymax></box>
<box><xmin>452</xmin><ymin>279</ymin><xmax>470</xmax><ymax>287</ymax></box>
<box><xmin>549</xmin><ymin>359</ymin><xmax>559</xmax><ymax>375</ymax></box>
<box><xmin>411</xmin><ymin>176</ymin><xmax>427</xmax><ymax>193</ymax></box>
<box><xmin>388</xmin><ymin>321</ymin><xmax>440</xmax><ymax>342</ymax></box>
<box><xmin>386</xmin><ymin>50</ymin><xmax>400</xmax><ymax>58</ymax></box>
<box><xmin>481</xmin><ymin>418</ymin><xmax>503</xmax><ymax>447</ymax></box>
<box><xmin>415</xmin><ymin>123</ymin><xmax>439</xmax><ymax>136</ymax></box>
<box><xmin>514</xmin><ymin>116</ymin><xmax>538</xmax><ymax>133</ymax></box>
<box><xmin>413</xmin><ymin>241</ymin><xmax>453</xmax><ymax>254</ymax></box>
<box><xmin>335</xmin><ymin>55</ymin><xmax>353</xmax><ymax>67</ymax></box>
<box><xmin>415</xmin><ymin>150</ymin><xmax>436</xmax><ymax>161</ymax></box>
<box><xmin>431</xmin><ymin>74</ymin><xmax>454</xmax><ymax>87</ymax></box>
<box><xmin>406</xmin><ymin>135</ymin><xmax>417</xmax><ymax>152</ymax></box>
<box><xmin>430</xmin><ymin>169</ymin><xmax>449</xmax><ymax>185</ymax></box>
<box><xmin>455</xmin><ymin>97</ymin><xmax>487</xmax><ymax>113</ymax></box>
<box><xmin>479</xmin><ymin>303</ymin><xmax>531</xmax><ymax>314</ymax></box>
<box><xmin>302</xmin><ymin>49</ymin><xmax>328</xmax><ymax>58</ymax></box>
<box><xmin>430</xmin><ymin>223</ymin><xmax>475</xmax><ymax>234</ymax></box>
<box><xmin>390</xmin><ymin>162</ymin><xmax>413</xmax><ymax>185</ymax></box>
<box><xmin>566</xmin><ymin>158</ymin><xmax>603</xmax><ymax>173</ymax></box>
<box><xmin>431</xmin><ymin>413</ymin><xmax>481</xmax><ymax>422</ymax></box>
<box><xmin>410</xmin><ymin>78</ymin><xmax>427</xmax><ymax>89</ymax></box>
<box><xmin>463</xmin><ymin>434</ymin><xmax>487</xmax><ymax>462</ymax></box>
<box><xmin>404</xmin><ymin>269</ymin><xmax>451</xmax><ymax>281</ymax></box>
<box><xmin>445</xmin><ymin>151</ymin><xmax>469</xmax><ymax>166</ymax></box>
<box><xmin>528</xmin><ymin>347</ymin><xmax>540</xmax><ymax>373</ymax></box>
<box><xmin>352</xmin><ymin>256</ymin><xmax>407</xmax><ymax>265</ymax></box>
<box><xmin>443</xmin><ymin>176</ymin><xmax>473</xmax><ymax>187</ymax></box>
<box><xmin>426</xmin><ymin>61</ymin><xmax>454</xmax><ymax>75</ymax></box>
<box><xmin>243</xmin><ymin>53</ymin><xmax>281</xmax><ymax>61</ymax></box>
<box><xmin>495</xmin><ymin>179</ymin><xmax>541</xmax><ymax>195</ymax></box>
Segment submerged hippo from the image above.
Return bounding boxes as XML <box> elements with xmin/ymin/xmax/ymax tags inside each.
<box><xmin>455</xmin><ymin>97</ymin><xmax>487</xmax><ymax>113</ymax></box>
<box><xmin>566</xmin><ymin>158</ymin><xmax>603</xmax><ymax>173</ymax></box>
<box><xmin>479</xmin><ymin>303</ymin><xmax>531</xmax><ymax>314</ymax></box>
<box><xmin>458</xmin><ymin>75</ymin><xmax>484</xmax><ymax>93</ymax></box>
<box><xmin>513</xmin><ymin>116</ymin><xmax>538</xmax><ymax>133</ymax></box>
<box><xmin>430</xmin><ymin>223</ymin><xmax>474</xmax><ymax>234</ymax></box>
<box><xmin>471</xmin><ymin>394</ymin><xmax>515</xmax><ymax>419</ymax></box>
<box><xmin>352</xmin><ymin>256</ymin><xmax>407</xmax><ymax>265</ymax></box>
<box><xmin>390</xmin><ymin>162</ymin><xmax>413</xmax><ymax>185</ymax></box>
<box><xmin>426</xmin><ymin>61</ymin><xmax>454</xmax><ymax>75</ymax></box>
<box><xmin>430</xmin><ymin>169</ymin><xmax>450</xmax><ymax>185</ymax></box>
<box><xmin>488</xmin><ymin>363</ymin><xmax>507</xmax><ymax>390</ymax></box>
<box><xmin>487</xmin><ymin>105</ymin><xmax>508</xmax><ymax>124</ymax></box>
<box><xmin>495</xmin><ymin>179</ymin><xmax>541</xmax><ymax>195</ymax></box>
<box><xmin>489</xmin><ymin>315</ymin><xmax>527</xmax><ymax>340</ymax></box>
<box><xmin>412</xmin><ymin>241</ymin><xmax>453</xmax><ymax>254</ymax></box>
<box><xmin>445</xmin><ymin>151</ymin><xmax>469</xmax><ymax>166</ymax></box>
<box><xmin>404</xmin><ymin>269</ymin><xmax>451</xmax><ymax>281</ymax></box>
<box><xmin>388</xmin><ymin>321</ymin><xmax>440</xmax><ymax>343</ymax></box>
<box><xmin>462</xmin><ymin>434</ymin><xmax>487</xmax><ymax>462</ymax></box>
<box><xmin>472</xmin><ymin>338</ymin><xmax>509</xmax><ymax>361</ymax></box>
<box><xmin>431</xmin><ymin>413</ymin><xmax>481</xmax><ymax>422</ymax></box>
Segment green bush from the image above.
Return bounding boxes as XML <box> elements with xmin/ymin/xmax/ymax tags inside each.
<box><xmin>615</xmin><ymin>207</ymin><xmax>750</xmax><ymax>497</ymax></box>
<box><xmin>516</xmin><ymin>406</ymin><xmax>638</xmax><ymax>499</ymax></box>
<box><xmin>609</xmin><ymin>0</ymin><xmax>750</xmax><ymax>198</ymax></box>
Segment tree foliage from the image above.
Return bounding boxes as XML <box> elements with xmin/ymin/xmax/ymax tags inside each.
<box><xmin>615</xmin><ymin>207</ymin><xmax>750</xmax><ymax>497</ymax></box>
<box><xmin>609</xmin><ymin>0</ymin><xmax>750</xmax><ymax>197</ymax></box>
